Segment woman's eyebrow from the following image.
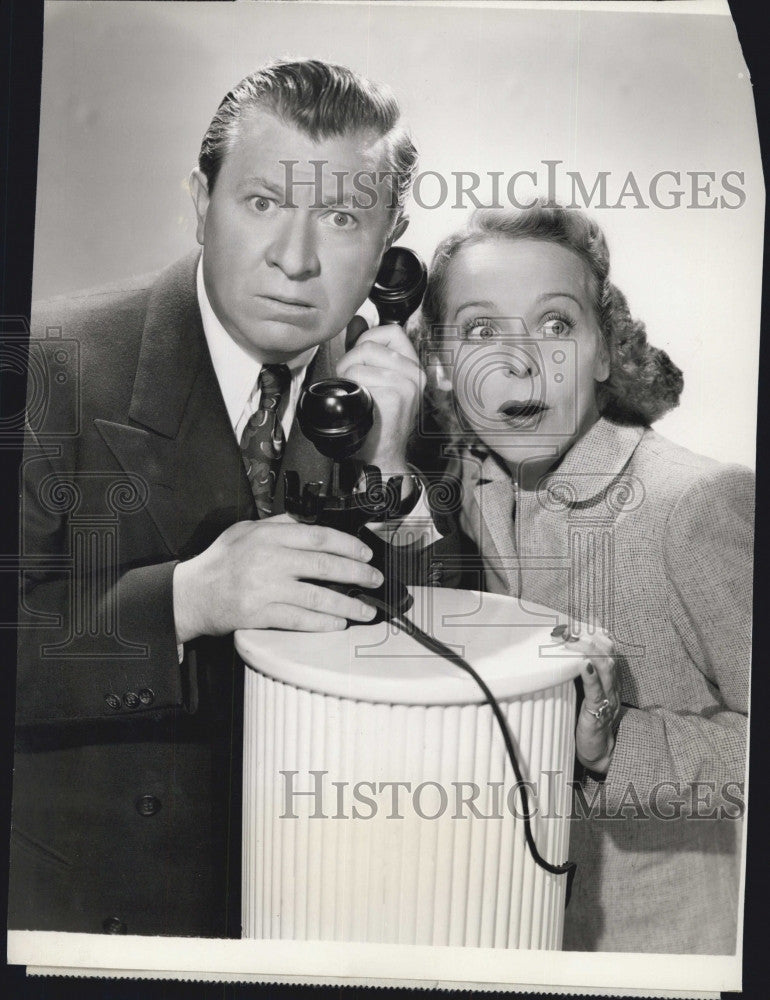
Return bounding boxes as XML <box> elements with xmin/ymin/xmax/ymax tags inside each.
<box><xmin>452</xmin><ymin>299</ymin><xmax>497</xmax><ymax>320</ymax></box>
<box><xmin>534</xmin><ymin>291</ymin><xmax>582</xmax><ymax>307</ymax></box>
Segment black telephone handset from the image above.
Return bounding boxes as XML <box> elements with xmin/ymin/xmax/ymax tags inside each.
<box><xmin>283</xmin><ymin>246</ymin><xmax>428</xmax><ymax>623</ymax></box>
<box><xmin>365</xmin><ymin>243</ymin><xmax>428</xmax><ymax>328</ymax></box>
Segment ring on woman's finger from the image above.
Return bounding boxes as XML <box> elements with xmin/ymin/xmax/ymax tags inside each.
<box><xmin>551</xmin><ymin>623</ymin><xmax>581</xmax><ymax>643</ymax></box>
<box><xmin>585</xmin><ymin>697</ymin><xmax>611</xmax><ymax>722</ymax></box>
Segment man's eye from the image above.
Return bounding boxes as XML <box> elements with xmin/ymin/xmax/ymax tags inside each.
<box><xmin>251</xmin><ymin>196</ymin><xmax>274</xmax><ymax>213</ymax></box>
<box><xmin>322</xmin><ymin>211</ymin><xmax>356</xmax><ymax>230</ymax></box>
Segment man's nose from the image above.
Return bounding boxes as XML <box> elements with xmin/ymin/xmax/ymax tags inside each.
<box><xmin>265</xmin><ymin>212</ymin><xmax>320</xmax><ymax>281</ymax></box>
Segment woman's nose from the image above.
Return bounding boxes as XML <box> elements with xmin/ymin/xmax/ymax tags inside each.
<box><xmin>265</xmin><ymin>213</ymin><xmax>320</xmax><ymax>281</ymax></box>
<box><xmin>504</xmin><ymin>347</ymin><xmax>540</xmax><ymax>379</ymax></box>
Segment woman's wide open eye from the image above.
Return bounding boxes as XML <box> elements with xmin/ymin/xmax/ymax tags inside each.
<box><xmin>540</xmin><ymin>313</ymin><xmax>575</xmax><ymax>338</ymax></box>
<box><xmin>462</xmin><ymin>317</ymin><xmax>499</xmax><ymax>340</ymax></box>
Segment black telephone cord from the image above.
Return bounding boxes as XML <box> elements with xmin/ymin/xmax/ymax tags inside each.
<box><xmin>361</xmin><ymin>593</ymin><xmax>577</xmax><ymax>902</ymax></box>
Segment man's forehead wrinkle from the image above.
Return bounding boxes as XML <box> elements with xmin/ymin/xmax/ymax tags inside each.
<box><xmin>225</xmin><ymin>136</ymin><xmax>387</xmax><ymax>194</ymax></box>
<box><xmin>237</xmin><ymin>174</ymin><xmax>284</xmax><ymax>195</ymax></box>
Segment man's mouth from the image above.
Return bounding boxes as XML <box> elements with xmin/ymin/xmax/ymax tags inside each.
<box><xmin>258</xmin><ymin>294</ymin><xmax>316</xmax><ymax>309</ymax></box>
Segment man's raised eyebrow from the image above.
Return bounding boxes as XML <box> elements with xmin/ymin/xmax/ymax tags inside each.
<box><xmin>241</xmin><ymin>175</ymin><xmax>285</xmax><ymax>196</ymax></box>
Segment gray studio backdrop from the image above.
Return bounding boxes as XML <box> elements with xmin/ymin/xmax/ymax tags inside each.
<box><xmin>32</xmin><ymin>1</ymin><xmax>762</xmax><ymax>468</ymax></box>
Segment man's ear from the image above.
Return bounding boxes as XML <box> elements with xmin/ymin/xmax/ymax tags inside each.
<box><xmin>386</xmin><ymin>215</ymin><xmax>409</xmax><ymax>248</ymax></box>
<box><xmin>188</xmin><ymin>168</ymin><xmax>210</xmax><ymax>246</ymax></box>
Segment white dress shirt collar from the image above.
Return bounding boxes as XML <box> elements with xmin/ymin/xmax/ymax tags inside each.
<box><xmin>196</xmin><ymin>255</ymin><xmax>317</xmax><ymax>432</ymax></box>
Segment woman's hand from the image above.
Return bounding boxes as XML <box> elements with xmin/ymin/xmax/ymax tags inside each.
<box><xmin>552</xmin><ymin>624</ymin><xmax>620</xmax><ymax>776</ymax></box>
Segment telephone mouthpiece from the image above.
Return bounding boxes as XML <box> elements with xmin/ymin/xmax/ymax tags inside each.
<box><xmin>298</xmin><ymin>378</ymin><xmax>374</xmax><ymax>459</ymax></box>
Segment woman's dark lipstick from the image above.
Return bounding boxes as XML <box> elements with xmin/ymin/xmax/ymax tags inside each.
<box><xmin>498</xmin><ymin>400</ymin><xmax>548</xmax><ymax>418</ymax></box>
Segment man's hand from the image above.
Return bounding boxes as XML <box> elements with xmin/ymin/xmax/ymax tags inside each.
<box><xmin>173</xmin><ymin>515</ymin><xmax>384</xmax><ymax>642</ymax></box>
<box><xmin>336</xmin><ymin>323</ymin><xmax>426</xmax><ymax>476</ymax></box>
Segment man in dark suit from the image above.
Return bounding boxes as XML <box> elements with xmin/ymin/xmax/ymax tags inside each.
<box><xmin>10</xmin><ymin>59</ymin><xmax>444</xmax><ymax>937</ymax></box>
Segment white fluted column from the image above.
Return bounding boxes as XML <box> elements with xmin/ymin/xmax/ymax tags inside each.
<box><xmin>238</xmin><ymin>587</ymin><xmax>582</xmax><ymax>949</ymax></box>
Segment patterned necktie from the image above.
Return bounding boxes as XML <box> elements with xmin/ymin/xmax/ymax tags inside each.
<box><xmin>240</xmin><ymin>363</ymin><xmax>291</xmax><ymax>517</ymax></box>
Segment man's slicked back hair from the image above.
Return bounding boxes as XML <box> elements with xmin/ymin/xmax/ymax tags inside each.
<box><xmin>198</xmin><ymin>59</ymin><xmax>417</xmax><ymax>223</ymax></box>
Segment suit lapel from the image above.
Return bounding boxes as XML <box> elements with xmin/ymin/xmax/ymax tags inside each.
<box><xmin>95</xmin><ymin>252</ymin><xmax>255</xmax><ymax>557</ymax></box>
<box><xmin>96</xmin><ymin>260</ymin><xmax>352</xmax><ymax>549</ymax></box>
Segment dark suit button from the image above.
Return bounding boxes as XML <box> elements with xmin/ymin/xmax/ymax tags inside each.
<box><xmin>123</xmin><ymin>691</ymin><xmax>140</xmax><ymax>709</ymax></box>
<box><xmin>135</xmin><ymin>794</ymin><xmax>161</xmax><ymax>817</ymax></box>
<box><xmin>138</xmin><ymin>687</ymin><xmax>155</xmax><ymax>706</ymax></box>
<box><xmin>102</xmin><ymin>916</ymin><xmax>127</xmax><ymax>934</ymax></box>
<box><xmin>104</xmin><ymin>694</ymin><xmax>121</xmax><ymax>712</ymax></box>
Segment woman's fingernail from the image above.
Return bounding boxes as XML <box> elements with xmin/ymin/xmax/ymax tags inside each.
<box><xmin>553</xmin><ymin>623</ymin><xmax>581</xmax><ymax>642</ymax></box>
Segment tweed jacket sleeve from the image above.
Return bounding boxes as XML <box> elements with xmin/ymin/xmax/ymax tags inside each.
<box><xmin>597</xmin><ymin>461</ymin><xmax>753</xmax><ymax>812</ymax></box>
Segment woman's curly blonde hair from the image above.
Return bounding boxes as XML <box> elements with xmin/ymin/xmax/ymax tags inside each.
<box><xmin>413</xmin><ymin>204</ymin><xmax>683</xmax><ymax>435</ymax></box>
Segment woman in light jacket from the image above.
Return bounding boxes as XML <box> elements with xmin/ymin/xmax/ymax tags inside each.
<box><xmin>412</xmin><ymin>204</ymin><xmax>753</xmax><ymax>954</ymax></box>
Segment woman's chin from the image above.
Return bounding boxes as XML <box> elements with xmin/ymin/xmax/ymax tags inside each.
<box><xmin>489</xmin><ymin>437</ymin><xmax>566</xmax><ymax>465</ymax></box>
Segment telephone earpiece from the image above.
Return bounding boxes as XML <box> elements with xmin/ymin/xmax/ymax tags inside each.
<box><xmin>369</xmin><ymin>245</ymin><xmax>428</xmax><ymax>327</ymax></box>
<box><xmin>345</xmin><ymin>245</ymin><xmax>427</xmax><ymax>351</ymax></box>
<box><xmin>304</xmin><ymin>245</ymin><xmax>427</xmax><ymax>451</ymax></box>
